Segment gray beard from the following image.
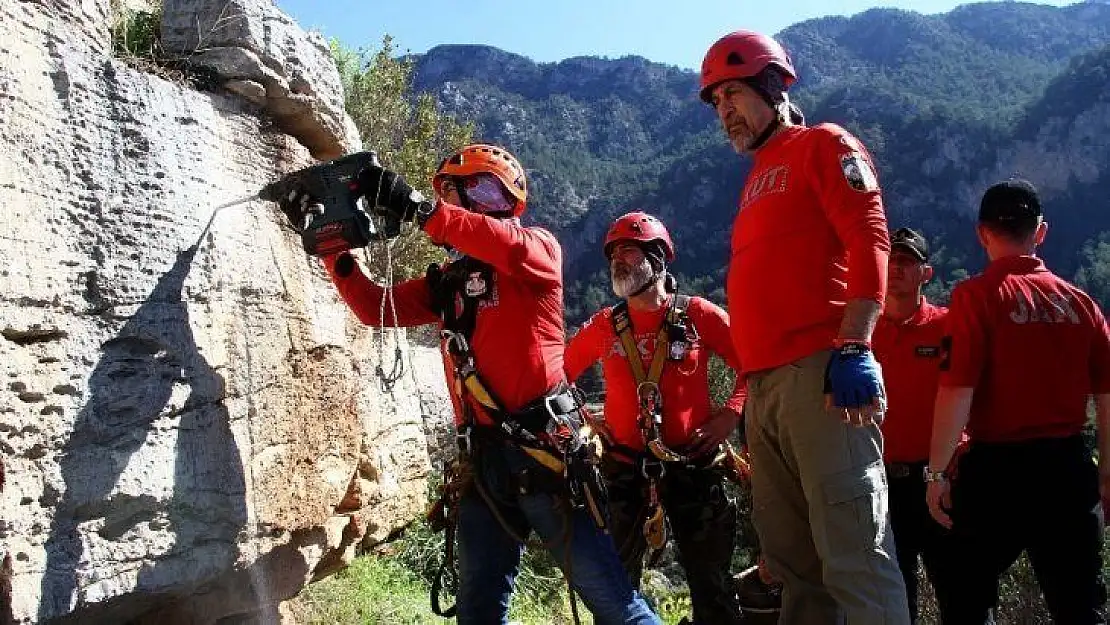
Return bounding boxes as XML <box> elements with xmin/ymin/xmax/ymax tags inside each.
<box><xmin>730</xmin><ymin>136</ymin><xmax>753</xmax><ymax>154</ymax></box>
<box><xmin>611</xmin><ymin>260</ymin><xmax>654</xmax><ymax>298</ymax></box>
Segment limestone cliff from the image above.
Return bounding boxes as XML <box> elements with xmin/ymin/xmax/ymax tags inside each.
<box><xmin>0</xmin><ymin>1</ymin><xmax>451</xmax><ymax>623</ymax></box>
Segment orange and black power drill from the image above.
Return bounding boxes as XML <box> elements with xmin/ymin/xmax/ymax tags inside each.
<box><xmin>258</xmin><ymin>151</ymin><xmax>403</xmax><ymax>256</ymax></box>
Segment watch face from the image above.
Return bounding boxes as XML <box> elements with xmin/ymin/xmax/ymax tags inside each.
<box><xmin>416</xmin><ymin>201</ymin><xmax>437</xmax><ymax>223</ymax></box>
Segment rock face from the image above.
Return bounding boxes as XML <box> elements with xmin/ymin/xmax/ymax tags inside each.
<box><xmin>161</xmin><ymin>0</ymin><xmax>359</xmax><ymax>161</ymax></box>
<box><xmin>0</xmin><ymin>1</ymin><xmax>450</xmax><ymax>623</ymax></box>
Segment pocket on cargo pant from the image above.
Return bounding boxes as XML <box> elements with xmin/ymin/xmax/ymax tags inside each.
<box><xmin>815</xmin><ymin>462</ymin><xmax>888</xmax><ymax>559</ymax></box>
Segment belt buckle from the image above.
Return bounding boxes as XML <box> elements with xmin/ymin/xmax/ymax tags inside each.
<box><xmin>886</xmin><ymin>462</ymin><xmax>912</xmax><ymax>479</ymax></box>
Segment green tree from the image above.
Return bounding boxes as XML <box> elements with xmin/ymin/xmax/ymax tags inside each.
<box><xmin>1075</xmin><ymin>233</ymin><xmax>1110</xmax><ymax>311</ymax></box>
<box><xmin>331</xmin><ymin>35</ymin><xmax>474</xmax><ymax>279</ymax></box>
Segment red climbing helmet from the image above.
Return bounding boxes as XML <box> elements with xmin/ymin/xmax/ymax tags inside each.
<box><xmin>604</xmin><ymin>211</ymin><xmax>675</xmax><ymax>262</ymax></box>
<box><xmin>699</xmin><ymin>30</ymin><xmax>797</xmax><ymax>103</ymax></box>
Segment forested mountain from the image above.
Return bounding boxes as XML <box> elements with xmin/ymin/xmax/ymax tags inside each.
<box><xmin>410</xmin><ymin>1</ymin><xmax>1110</xmax><ymax>323</ymax></box>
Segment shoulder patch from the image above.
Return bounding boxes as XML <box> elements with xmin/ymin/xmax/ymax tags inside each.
<box><xmin>840</xmin><ymin>153</ymin><xmax>879</xmax><ymax>192</ymax></box>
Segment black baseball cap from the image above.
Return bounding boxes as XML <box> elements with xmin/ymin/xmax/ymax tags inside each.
<box><xmin>979</xmin><ymin>178</ymin><xmax>1042</xmax><ymax>226</ymax></box>
<box><xmin>890</xmin><ymin>227</ymin><xmax>928</xmax><ymax>262</ymax></box>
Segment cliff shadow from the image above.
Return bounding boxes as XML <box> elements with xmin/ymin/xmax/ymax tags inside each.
<box><xmin>38</xmin><ymin>245</ymin><xmax>247</xmax><ymax>623</ymax></box>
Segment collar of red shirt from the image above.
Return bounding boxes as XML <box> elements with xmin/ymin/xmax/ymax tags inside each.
<box><xmin>884</xmin><ymin>298</ymin><xmax>940</xmax><ymax>328</ymax></box>
<box><xmin>985</xmin><ymin>254</ymin><xmax>1047</xmax><ymax>278</ymax></box>
<box><xmin>757</xmin><ymin>124</ymin><xmax>806</xmax><ymax>154</ymax></box>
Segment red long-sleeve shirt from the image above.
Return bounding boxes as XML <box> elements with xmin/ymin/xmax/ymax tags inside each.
<box><xmin>322</xmin><ymin>200</ymin><xmax>566</xmax><ymax>425</ymax></box>
<box><xmin>727</xmin><ymin>123</ymin><xmax>890</xmax><ymax>373</ymax></box>
<box><xmin>564</xmin><ymin>296</ymin><xmax>746</xmax><ymax>455</ymax></box>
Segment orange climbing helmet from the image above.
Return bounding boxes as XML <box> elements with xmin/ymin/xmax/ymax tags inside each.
<box><xmin>433</xmin><ymin>143</ymin><xmax>528</xmax><ymax>217</ymax></box>
<box><xmin>604</xmin><ymin>211</ymin><xmax>676</xmax><ymax>262</ymax></box>
<box><xmin>699</xmin><ymin>30</ymin><xmax>797</xmax><ymax>104</ymax></box>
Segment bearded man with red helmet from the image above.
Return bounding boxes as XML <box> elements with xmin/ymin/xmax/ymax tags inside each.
<box><xmin>699</xmin><ymin>31</ymin><xmax>909</xmax><ymax>623</ymax></box>
<box><xmin>279</xmin><ymin>145</ymin><xmax>661</xmax><ymax>625</ymax></box>
<box><xmin>564</xmin><ymin>211</ymin><xmax>750</xmax><ymax>625</ymax></box>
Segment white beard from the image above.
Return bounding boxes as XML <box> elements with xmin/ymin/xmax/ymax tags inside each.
<box><xmin>611</xmin><ymin>258</ymin><xmax>655</xmax><ymax>298</ymax></box>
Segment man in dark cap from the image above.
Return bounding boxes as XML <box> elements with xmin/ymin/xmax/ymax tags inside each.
<box><xmin>927</xmin><ymin>178</ymin><xmax>1110</xmax><ymax>623</ymax></box>
<box><xmin>872</xmin><ymin>227</ymin><xmax>961</xmax><ymax>622</ymax></box>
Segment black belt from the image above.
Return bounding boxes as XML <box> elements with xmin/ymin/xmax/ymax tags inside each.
<box><xmin>885</xmin><ymin>460</ymin><xmax>926</xmax><ymax>480</ymax></box>
<box><xmin>456</xmin><ymin>386</ymin><xmax>581</xmax><ymax>455</ymax></box>
<box><xmin>513</xmin><ymin>385</ymin><xmax>579</xmax><ymax>431</ymax></box>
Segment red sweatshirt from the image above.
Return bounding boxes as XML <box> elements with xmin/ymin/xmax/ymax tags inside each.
<box><xmin>727</xmin><ymin>123</ymin><xmax>890</xmax><ymax>373</ymax></box>
<box><xmin>564</xmin><ymin>295</ymin><xmax>746</xmax><ymax>456</ymax></box>
<box><xmin>322</xmin><ymin>200</ymin><xmax>566</xmax><ymax>426</ymax></box>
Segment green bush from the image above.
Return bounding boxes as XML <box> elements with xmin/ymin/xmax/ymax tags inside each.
<box><xmin>110</xmin><ymin>1</ymin><xmax>162</xmax><ymax>60</ymax></box>
<box><xmin>330</xmin><ymin>35</ymin><xmax>473</xmax><ymax>281</ymax></box>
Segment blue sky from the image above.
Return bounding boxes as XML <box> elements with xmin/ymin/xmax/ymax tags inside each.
<box><xmin>275</xmin><ymin>0</ymin><xmax>1077</xmax><ymax>70</ymax></box>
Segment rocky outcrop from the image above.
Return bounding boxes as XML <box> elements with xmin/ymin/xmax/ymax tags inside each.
<box><xmin>0</xmin><ymin>1</ymin><xmax>450</xmax><ymax>623</ymax></box>
<box><xmin>161</xmin><ymin>0</ymin><xmax>359</xmax><ymax>161</ymax></box>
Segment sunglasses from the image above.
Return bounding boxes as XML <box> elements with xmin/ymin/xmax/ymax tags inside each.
<box><xmin>440</xmin><ymin>174</ymin><xmax>514</xmax><ymax>215</ymax></box>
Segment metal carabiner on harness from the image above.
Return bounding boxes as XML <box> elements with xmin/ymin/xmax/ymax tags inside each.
<box><xmin>636</xmin><ymin>381</ymin><xmax>661</xmax><ymax>418</ymax></box>
<box><xmin>640</xmin><ymin>456</ymin><xmax>666</xmax><ymax>480</ymax></box>
<box><xmin>636</xmin><ymin>381</ymin><xmax>689</xmax><ymax>464</ymax></box>
<box><xmin>441</xmin><ymin>330</ymin><xmax>473</xmax><ymax>369</ymax></box>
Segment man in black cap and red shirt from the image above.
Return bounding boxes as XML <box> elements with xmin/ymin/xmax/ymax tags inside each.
<box><xmin>872</xmin><ymin>227</ymin><xmax>961</xmax><ymax>622</ymax></box>
<box><xmin>926</xmin><ymin>178</ymin><xmax>1110</xmax><ymax>624</ymax></box>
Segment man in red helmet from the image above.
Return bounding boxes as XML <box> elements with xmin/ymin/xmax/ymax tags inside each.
<box><xmin>699</xmin><ymin>31</ymin><xmax>909</xmax><ymax>623</ymax></box>
<box><xmin>278</xmin><ymin>145</ymin><xmax>662</xmax><ymax>625</ymax></box>
<box><xmin>565</xmin><ymin>211</ymin><xmax>751</xmax><ymax>625</ymax></box>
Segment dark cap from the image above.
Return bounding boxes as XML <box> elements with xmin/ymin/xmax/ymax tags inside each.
<box><xmin>890</xmin><ymin>227</ymin><xmax>928</xmax><ymax>262</ymax></box>
<box><xmin>979</xmin><ymin>178</ymin><xmax>1042</xmax><ymax>225</ymax></box>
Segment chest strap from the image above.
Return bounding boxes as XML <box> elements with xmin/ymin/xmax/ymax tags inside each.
<box><xmin>609</xmin><ymin>295</ymin><xmax>693</xmax><ymax>463</ymax></box>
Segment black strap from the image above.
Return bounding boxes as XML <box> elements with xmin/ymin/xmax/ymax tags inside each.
<box><xmin>430</xmin><ymin>519</ymin><xmax>458</xmax><ymax>617</ymax></box>
<box><xmin>427</xmin><ymin>258</ymin><xmax>491</xmax><ymax>339</ymax></box>
<box><xmin>747</xmin><ymin>116</ymin><xmax>781</xmax><ymax>151</ymax></box>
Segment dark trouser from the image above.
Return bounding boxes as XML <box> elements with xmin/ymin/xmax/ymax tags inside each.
<box><xmin>947</xmin><ymin>434</ymin><xmax>1106</xmax><ymax>624</ymax></box>
<box><xmin>455</xmin><ymin>438</ymin><xmax>661</xmax><ymax>625</ymax></box>
<box><xmin>604</xmin><ymin>457</ymin><xmax>745</xmax><ymax>625</ymax></box>
<box><xmin>886</xmin><ymin>460</ymin><xmax>958</xmax><ymax>623</ymax></box>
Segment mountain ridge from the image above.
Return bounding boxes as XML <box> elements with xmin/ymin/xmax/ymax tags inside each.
<box><xmin>409</xmin><ymin>2</ymin><xmax>1110</xmax><ymax>322</ymax></box>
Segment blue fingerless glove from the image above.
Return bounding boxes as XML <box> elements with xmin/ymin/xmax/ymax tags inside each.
<box><xmin>824</xmin><ymin>343</ymin><xmax>884</xmax><ymax>408</ymax></box>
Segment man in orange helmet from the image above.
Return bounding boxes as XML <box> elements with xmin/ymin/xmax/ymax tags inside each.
<box><xmin>699</xmin><ymin>30</ymin><xmax>909</xmax><ymax>624</ymax></box>
<box><xmin>565</xmin><ymin>211</ymin><xmax>749</xmax><ymax>625</ymax></box>
<box><xmin>279</xmin><ymin>145</ymin><xmax>661</xmax><ymax>625</ymax></box>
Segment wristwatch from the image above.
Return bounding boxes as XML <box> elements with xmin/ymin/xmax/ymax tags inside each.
<box><xmin>922</xmin><ymin>467</ymin><xmax>948</xmax><ymax>483</ymax></box>
<box><xmin>833</xmin><ymin>337</ymin><xmax>872</xmax><ymax>350</ymax></box>
<box><xmin>415</xmin><ymin>199</ymin><xmax>439</xmax><ymax>227</ymax></box>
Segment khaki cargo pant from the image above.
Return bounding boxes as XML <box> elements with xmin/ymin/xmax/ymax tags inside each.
<box><xmin>745</xmin><ymin>350</ymin><xmax>909</xmax><ymax>624</ymax></box>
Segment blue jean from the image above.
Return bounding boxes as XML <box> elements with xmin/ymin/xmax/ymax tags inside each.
<box><xmin>455</xmin><ymin>439</ymin><xmax>662</xmax><ymax>625</ymax></box>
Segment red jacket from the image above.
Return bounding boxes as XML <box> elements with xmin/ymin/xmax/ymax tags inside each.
<box><xmin>322</xmin><ymin>200</ymin><xmax>566</xmax><ymax>425</ymax></box>
<box><xmin>564</xmin><ymin>295</ymin><xmax>746</xmax><ymax>455</ymax></box>
<box><xmin>727</xmin><ymin>123</ymin><xmax>890</xmax><ymax>373</ymax></box>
